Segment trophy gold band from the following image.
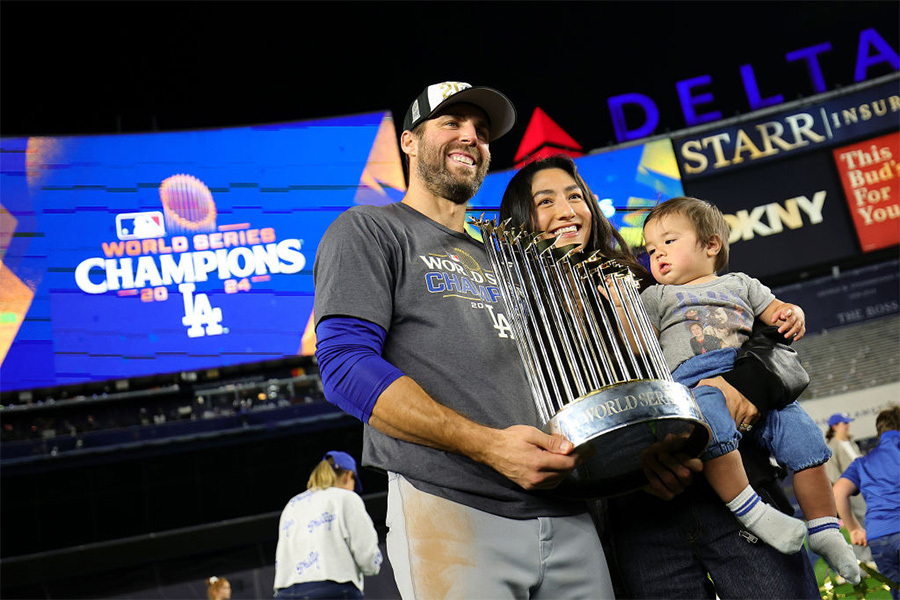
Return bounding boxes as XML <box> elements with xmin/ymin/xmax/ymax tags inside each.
<box><xmin>475</xmin><ymin>217</ymin><xmax>711</xmax><ymax>497</ymax></box>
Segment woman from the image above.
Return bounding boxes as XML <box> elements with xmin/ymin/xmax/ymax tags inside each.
<box><xmin>825</xmin><ymin>413</ymin><xmax>863</xmax><ymax>480</ymax></box>
<box><xmin>498</xmin><ymin>154</ymin><xmax>821</xmax><ymax>598</ymax></box>
<box><xmin>825</xmin><ymin>412</ymin><xmax>873</xmax><ymax>565</ymax></box>
<box><xmin>273</xmin><ymin>451</ymin><xmax>382</xmax><ymax>600</ymax></box>
<box><xmin>499</xmin><ymin>154</ymin><xmax>652</xmax><ymax>288</ymax></box>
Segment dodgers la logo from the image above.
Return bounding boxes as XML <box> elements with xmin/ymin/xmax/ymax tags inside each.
<box><xmin>180</xmin><ymin>283</ymin><xmax>224</xmax><ymax>337</ymax></box>
<box><xmin>484</xmin><ymin>304</ymin><xmax>513</xmax><ymax>339</ymax></box>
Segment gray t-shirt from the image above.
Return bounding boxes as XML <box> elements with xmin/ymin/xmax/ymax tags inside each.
<box><xmin>640</xmin><ymin>273</ymin><xmax>775</xmax><ymax>372</ymax></box>
<box><xmin>313</xmin><ymin>202</ymin><xmax>584</xmax><ymax>518</ymax></box>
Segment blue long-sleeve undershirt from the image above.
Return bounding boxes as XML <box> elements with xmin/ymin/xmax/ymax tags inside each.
<box><xmin>314</xmin><ymin>316</ymin><xmax>405</xmax><ymax>423</ymax></box>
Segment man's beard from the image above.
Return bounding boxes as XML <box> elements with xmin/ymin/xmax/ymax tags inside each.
<box><xmin>416</xmin><ymin>142</ymin><xmax>490</xmax><ymax>205</ymax></box>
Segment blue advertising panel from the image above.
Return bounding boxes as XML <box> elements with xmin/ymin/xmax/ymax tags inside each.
<box><xmin>0</xmin><ymin>113</ymin><xmax>406</xmax><ymax>392</ymax></box>
<box><xmin>772</xmin><ymin>258</ymin><xmax>899</xmax><ymax>333</ymax></box>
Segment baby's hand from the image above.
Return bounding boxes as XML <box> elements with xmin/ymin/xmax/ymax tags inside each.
<box><xmin>598</xmin><ymin>277</ymin><xmax>622</xmax><ymax>307</ymax></box>
<box><xmin>774</xmin><ymin>304</ymin><xmax>806</xmax><ymax>341</ymax></box>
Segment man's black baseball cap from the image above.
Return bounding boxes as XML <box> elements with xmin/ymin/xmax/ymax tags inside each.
<box><xmin>402</xmin><ymin>81</ymin><xmax>517</xmax><ymax>141</ymax></box>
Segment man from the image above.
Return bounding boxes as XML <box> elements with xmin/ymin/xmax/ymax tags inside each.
<box><xmin>605</xmin><ymin>323</ymin><xmax>824</xmax><ymax>598</ymax></box>
<box><xmin>312</xmin><ymin>81</ymin><xmax>650</xmax><ymax>598</ymax></box>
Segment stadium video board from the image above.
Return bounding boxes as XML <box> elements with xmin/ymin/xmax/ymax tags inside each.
<box><xmin>2</xmin><ymin>76</ymin><xmax>896</xmax><ymax>395</ymax></box>
<box><xmin>0</xmin><ymin>113</ymin><xmax>406</xmax><ymax>393</ymax></box>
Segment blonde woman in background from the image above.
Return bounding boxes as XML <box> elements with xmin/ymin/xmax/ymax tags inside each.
<box><xmin>206</xmin><ymin>576</ymin><xmax>231</xmax><ymax>600</ymax></box>
<box><xmin>274</xmin><ymin>451</ymin><xmax>381</xmax><ymax>599</ymax></box>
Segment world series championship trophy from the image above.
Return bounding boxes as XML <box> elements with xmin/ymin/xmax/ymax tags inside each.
<box><xmin>475</xmin><ymin>217</ymin><xmax>711</xmax><ymax>497</ymax></box>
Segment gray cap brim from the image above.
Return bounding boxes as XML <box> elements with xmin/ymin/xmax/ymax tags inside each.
<box><xmin>408</xmin><ymin>86</ymin><xmax>517</xmax><ymax>142</ymax></box>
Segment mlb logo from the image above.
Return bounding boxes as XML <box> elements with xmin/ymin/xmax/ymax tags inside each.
<box><xmin>116</xmin><ymin>211</ymin><xmax>166</xmax><ymax>240</ymax></box>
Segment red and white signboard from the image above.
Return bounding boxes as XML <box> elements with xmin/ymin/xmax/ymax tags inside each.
<box><xmin>833</xmin><ymin>131</ymin><xmax>900</xmax><ymax>252</ymax></box>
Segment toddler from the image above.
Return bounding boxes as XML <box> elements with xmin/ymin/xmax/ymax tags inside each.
<box><xmin>639</xmin><ymin>196</ymin><xmax>859</xmax><ymax>584</ymax></box>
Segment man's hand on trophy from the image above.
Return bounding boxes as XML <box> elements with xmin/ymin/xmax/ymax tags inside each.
<box><xmin>479</xmin><ymin>425</ymin><xmax>583</xmax><ymax>491</ymax></box>
<box><xmin>640</xmin><ymin>433</ymin><xmax>704</xmax><ymax>500</ymax></box>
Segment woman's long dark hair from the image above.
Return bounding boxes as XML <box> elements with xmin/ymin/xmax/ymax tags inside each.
<box><xmin>499</xmin><ymin>154</ymin><xmax>652</xmax><ymax>288</ymax></box>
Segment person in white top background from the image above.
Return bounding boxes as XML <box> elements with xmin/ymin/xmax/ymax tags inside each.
<box><xmin>274</xmin><ymin>451</ymin><xmax>382</xmax><ymax>599</ymax></box>
<box><xmin>825</xmin><ymin>413</ymin><xmax>874</xmax><ymax>566</ymax></box>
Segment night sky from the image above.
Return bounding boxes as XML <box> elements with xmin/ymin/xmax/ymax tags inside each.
<box><xmin>1</xmin><ymin>1</ymin><xmax>898</xmax><ymax>170</ymax></box>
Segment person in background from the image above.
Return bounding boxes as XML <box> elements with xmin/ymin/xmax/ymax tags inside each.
<box><xmin>498</xmin><ymin>156</ymin><xmax>823</xmax><ymax>598</ymax></box>
<box><xmin>273</xmin><ymin>451</ymin><xmax>381</xmax><ymax>600</ymax></box>
<box><xmin>826</xmin><ymin>413</ymin><xmax>863</xmax><ymax>480</ymax></box>
<box><xmin>206</xmin><ymin>576</ymin><xmax>231</xmax><ymax>600</ymax></box>
<box><xmin>825</xmin><ymin>412</ymin><xmax>873</xmax><ymax>565</ymax></box>
<box><xmin>834</xmin><ymin>405</ymin><xmax>900</xmax><ymax>599</ymax></box>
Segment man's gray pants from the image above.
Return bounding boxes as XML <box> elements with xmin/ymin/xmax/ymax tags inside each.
<box><xmin>385</xmin><ymin>472</ymin><xmax>615</xmax><ymax>599</ymax></box>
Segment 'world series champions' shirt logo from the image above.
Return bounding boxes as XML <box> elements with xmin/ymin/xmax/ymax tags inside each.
<box><xmin>419</xmin><ymin>248</ymin><xmax>513</xmax><ymax>338</ymax></box>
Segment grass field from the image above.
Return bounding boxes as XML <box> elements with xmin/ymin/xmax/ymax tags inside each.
<box><xmin>813</xmin><ymin>528</ymin><xmax>896</xmax><ymax>599</ymax></box>
<box><xmin>816</xmin><ymin>557</ymin><xmax>896</xmax><ymax>599</ymax></box>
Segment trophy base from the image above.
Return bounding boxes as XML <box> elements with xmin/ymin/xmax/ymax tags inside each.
<box><xmin>543</xmin><ymin>379</ymin><xmax>711</xmax><ymax>498</ymax></box>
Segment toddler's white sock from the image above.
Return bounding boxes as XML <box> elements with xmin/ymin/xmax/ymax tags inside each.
<box><xmin>808</xmin><ymin>517</ymin><xmax>861</xmax><ymax>585</ymax></box>
<box><xmin>726</xmin><ymin>485</ymin><xmax>806</xmax><ymax>554</ymax></box>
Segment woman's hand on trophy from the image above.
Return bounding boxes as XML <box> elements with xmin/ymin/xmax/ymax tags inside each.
<box><xmin>640</xmin><ymin>433</ymin><xmax>704</xmax><ymax>500</ymax></box>
<box><xmin>478</xmin><ymin>425</ymin><xmax>582</xmax><ymax>491</ymax></box>
<box><xmin>696</xmin><ymin>375</ymin><xmax>759</xmax><ymax>431</ymax></box>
